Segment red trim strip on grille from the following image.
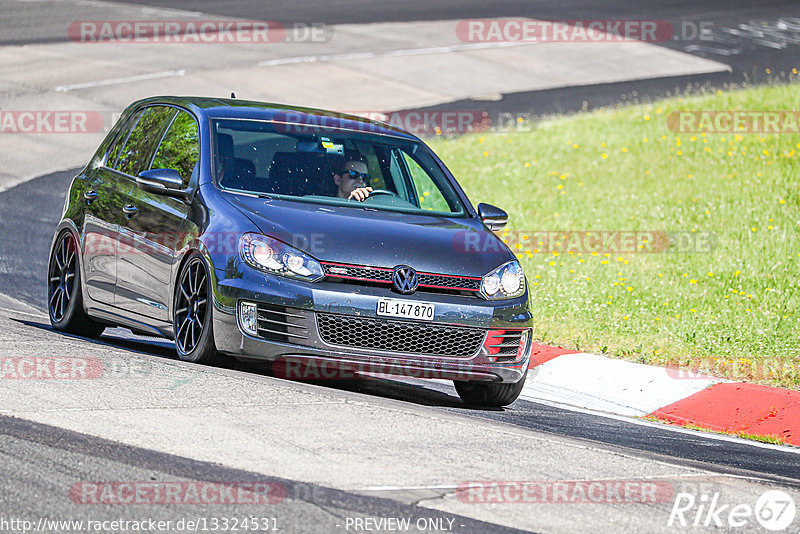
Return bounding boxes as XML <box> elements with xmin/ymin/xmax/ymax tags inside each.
<box><xmin>321</xmin><ymin>261</ymin><xmax>482</xmax><ymax>289</ymax></box>
<box><xmin>322</xmin><ymin>261</ymin><xmax>393</xmax><ymax>272</ymax></box>
<box><xmin>418</xmin><ymin>283</ymin><xmax>480</xmax><ymax>292</ymax></box>
<box><xmin>325</xmin><ymin>274</ymin><xmax>391</xmax><ymax>284</ymax></box>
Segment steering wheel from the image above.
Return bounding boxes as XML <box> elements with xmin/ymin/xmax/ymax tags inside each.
<box><xmin>365</xmin><ymin>189</ymin><xmax>398</xmax><ymax>198</ymax></box>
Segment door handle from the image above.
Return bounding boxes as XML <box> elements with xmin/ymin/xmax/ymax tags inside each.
<box><xmin>123</xmin><ymin>204</ymin><xmax>138</xmax><ymax>217</ymax></box>
<box><xmin>84</xmin><ymin>189</ymin><xmax>98</xmax><ymax>203</ymax></box>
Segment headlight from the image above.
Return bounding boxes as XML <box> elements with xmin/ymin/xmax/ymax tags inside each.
<box><xmin>238</xmin><ymin>233</ymin><xmax>324</xmax><ymax>282</ymax></box>
<box><xmin>481</xmin><ymin>260</ymin><xmax>525</xmax><ymax>299</ymax></box>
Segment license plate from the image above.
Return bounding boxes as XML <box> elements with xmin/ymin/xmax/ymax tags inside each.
<box><xmin>376</xmin><ymin>298</ymin><xmax>435</xmax><ymax>321</ymax></box>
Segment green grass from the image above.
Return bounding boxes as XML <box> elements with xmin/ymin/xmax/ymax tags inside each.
<box><xmin>427</xmin><ymin>82</ymin><xmax>800</xmax><ymax>389</ymax></box>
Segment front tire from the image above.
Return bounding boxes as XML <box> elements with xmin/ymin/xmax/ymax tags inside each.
<box><xmin>47</xmin><ymin>231</ymin><xmax>105</xmax><ymax>337</ymax></box>
<box><xmin>173</xmin><ymin>253</ymin><xmax>226</xmax><ymax>365</ymax></box>
<box><xmin>454</xmin><ymin>371</ymin><xmax>527</xmax><ymax>407</ymax></box>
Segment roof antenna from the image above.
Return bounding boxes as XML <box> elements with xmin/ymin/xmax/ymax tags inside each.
<box><xmin>231</xmin><ymin>92</ymin><xmax>236</xmax><ymax>99</ymax></box>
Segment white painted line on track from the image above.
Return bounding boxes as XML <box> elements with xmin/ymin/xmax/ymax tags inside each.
<box><xmin>0</xmin><ymin>306</ymin><xmax>47</xmax><ymax>319</ymax></box>
<box><xmin>522</xmin><ymin>393</ymin><xmax>800</xmax><ymax>455</ymax></box>
<box><xmin>256</xmin><ymin>41</ymin><xmax>531</xmax><ymax>67</ymax></box>
<box><xmin>54</xmin><ymin>69</ymin><xmax>186</xmax><ymax>93</ymax></box>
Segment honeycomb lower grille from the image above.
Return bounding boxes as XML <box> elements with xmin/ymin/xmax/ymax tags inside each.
<box><xmin>316</xmin><ymin>313</ymin><xmax>484</xmax><ymax>357</ymax></box>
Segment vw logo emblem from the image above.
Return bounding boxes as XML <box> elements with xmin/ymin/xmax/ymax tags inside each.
<box><xmin>392</xmin><ymin>265</ymin><xmax>419</xmax><ymax>294</ymax></box>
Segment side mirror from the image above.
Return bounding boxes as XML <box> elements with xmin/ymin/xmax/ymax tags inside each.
<box><xmin>477</xmin><ymin>203</ymin><xmax>508</xmax><ymax>231</ymax></box>
<box><xmin>137</xmin><ymin>169</ymin><xmax>190</xmax><ymax>201</ymax></box>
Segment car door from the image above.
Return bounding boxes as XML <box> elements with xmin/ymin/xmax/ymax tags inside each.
<box><xmin>82</xmin><ymin>110</ymin><xmax>143</xmax><ymax>306</ymax></box>
<box><xmin>115</xmin><ymin>108</ymin><xmax>199</xmax><ymax>321</ymax></box>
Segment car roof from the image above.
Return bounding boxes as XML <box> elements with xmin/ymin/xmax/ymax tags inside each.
<box><xmin>127</xmin><ymin>95</ymin><xmax>419</xmax><ymax>140</ymax></box>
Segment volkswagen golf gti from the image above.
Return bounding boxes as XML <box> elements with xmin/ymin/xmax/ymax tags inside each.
<box><xmin>47</xmin><ymin>96</ymin><xmax>533</xmax><ymax>406</ymax></box>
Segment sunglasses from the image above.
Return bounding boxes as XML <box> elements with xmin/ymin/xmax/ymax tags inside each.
<box><xmin>342</xmin><ymin>169</ymin><xmax>371</xmax><ymax>184</ymax></box>
<box><xmin>342</xmin><ymin>169</ymin><xmax>370</xmax><ymax>185</ymax></box>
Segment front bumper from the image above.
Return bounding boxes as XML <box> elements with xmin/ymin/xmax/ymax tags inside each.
<box><xmin>212</xmin><ymin>265</ymin><xmax>533</xmax><ymax>383</ymax></box>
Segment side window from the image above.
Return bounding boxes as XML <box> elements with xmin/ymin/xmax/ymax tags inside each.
<box><xmin>151</xmin><ymin>110</ymin><xmax>199</xmax><ymax>188</ymax></box>
<box><xmin>115</xmin><ymin>106</ymin><xmax>176</xmax><ymax>177</ymax></box>
<box><xmin>402</xmin><ymin>152</ymin><xmax>450</xmax><ymax>212</ymax></box>
<box><xmin>105</xmin><ymin>110</ymin><xmax>143</xmax><ymax>168</ymax></box>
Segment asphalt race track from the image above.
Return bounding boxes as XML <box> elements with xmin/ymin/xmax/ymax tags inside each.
<box><xmin>5</xmin><ymin>0</ymin><xmax>800</xmax><ymax>117</ymax></box>
<box><xmin>2</xmin><ymin>1</ymin><xmax>800</xmax><ymax>533</ymax></box>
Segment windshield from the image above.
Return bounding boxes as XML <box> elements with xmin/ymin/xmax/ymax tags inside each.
<box><xmin>212</xmin><ymin>118</ymin><xmax>467</xmax><ymax>216</ymax></box>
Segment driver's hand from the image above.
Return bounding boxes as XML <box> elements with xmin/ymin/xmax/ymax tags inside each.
<box><xmin>348</xmin><ymin>187</ymin><xmax>373</xmax><ymax>202</ymax></box>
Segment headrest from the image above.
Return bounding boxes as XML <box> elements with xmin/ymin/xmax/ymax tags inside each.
<box><xmin>268</xmin><ymin>152</ymin><xmax>341</xmax><ymax>196</ymax></box>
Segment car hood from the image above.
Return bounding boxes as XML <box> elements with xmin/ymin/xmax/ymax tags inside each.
<box><xmin>225</xmin><ymin>194</ymin><xmax>514</xmax><ymax>277</ymax></box>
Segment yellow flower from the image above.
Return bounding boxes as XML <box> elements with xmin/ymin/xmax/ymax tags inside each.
<box><xmin>601</xmin><ymin>153</ymin><xmax>608</xmax><ymax>159</ymax></box>
<box><xmin>548</xmin><ymin>261</ymin><xmax>556</xmax><ymax>266</ymax></box>
<box><xmin>525</xmin><ymin>162</ymin><xmax>531</xmax><ymax>168</ymax></box>
<box><xmin>573</xmin><ymin>144</ymin><xmax>579</xmax><ymax>149</ymax></box>
<box><xmin>557</xmin><ymin>184</ymin><xmax>563</xmax><ymax>190</ymax></box>
<box><xmin>689</xmin><ymin>279</ymin><xmax>698</xmax><ymax>284</ymax></box>
<box><xmin>780</xmin><ymin>199</ymin><xmax>786</xmax><ymax>204</ymax></box>
<box><xmin>707</xmin><ymin>272</ymin><xmax>713</xmax><ymax>277</ymax></box>
<box><xmin>482</xmin><ymin>151</ymin><xmax>489</xmax><ymax>157</ymax></box>
<box><xmin>626</xmin><ymin>287</ymin><xmax>633</xmax><ymax>292</ymax></box>
<box><xmin>751</xmin><ymin>227</ymin><xmax>757</xmax><ymax>232</ymax></box>
<box><xmin>621</xmin><ymin>147</ymin><xmax>628</xmax><ymax>153</ymax></box>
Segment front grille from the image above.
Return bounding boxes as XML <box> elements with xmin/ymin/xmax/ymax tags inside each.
<box><xmin>321</xmin><ymin>262</ymin><xmax>481</xmax><ymax>294</ymax></box>
<box><xmin>316</xmin><ymin>313</ymin><xmax>485</xmax><ymax>357</ymax></box>
<box><xmin>256</xmin><ymin>304</ymin><xmax>308</xmax><ymax>343</ymax></box>
<box><xmin>418</xmin><ymin>273</ymin><xmax>481</xmax><ymax>291</ymax></box>
<box><xmin>322</xmin><ymin>263</ymin><xmax>393</xmax><ymax>283</ymax></box>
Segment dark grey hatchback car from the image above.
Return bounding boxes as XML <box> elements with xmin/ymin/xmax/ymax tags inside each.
<box><xmin>48</xmin><ymin>96</ymin><xmax>533</xmax><ymax>406</ymax></box>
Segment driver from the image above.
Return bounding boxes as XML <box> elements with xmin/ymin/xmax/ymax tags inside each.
<box><xmin>333</xmin><ymin>156</ymin><xmax>373</xmax><ymax>201</ymax></box>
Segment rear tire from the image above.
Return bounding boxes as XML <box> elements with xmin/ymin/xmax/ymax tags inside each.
<box><xmin>454</xmin><ymin>371</ymin><xmax>527</xmax><ymax>407</ymax></box>
<box><xmin>47</xmin><ymin>231</ymin><xmax>105</xmax><ymax>337</ymax></box>
<box><xmin>173</xmin><ymin>253</ymin><xmax>227</xmax><ymax>366</ymax></box>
